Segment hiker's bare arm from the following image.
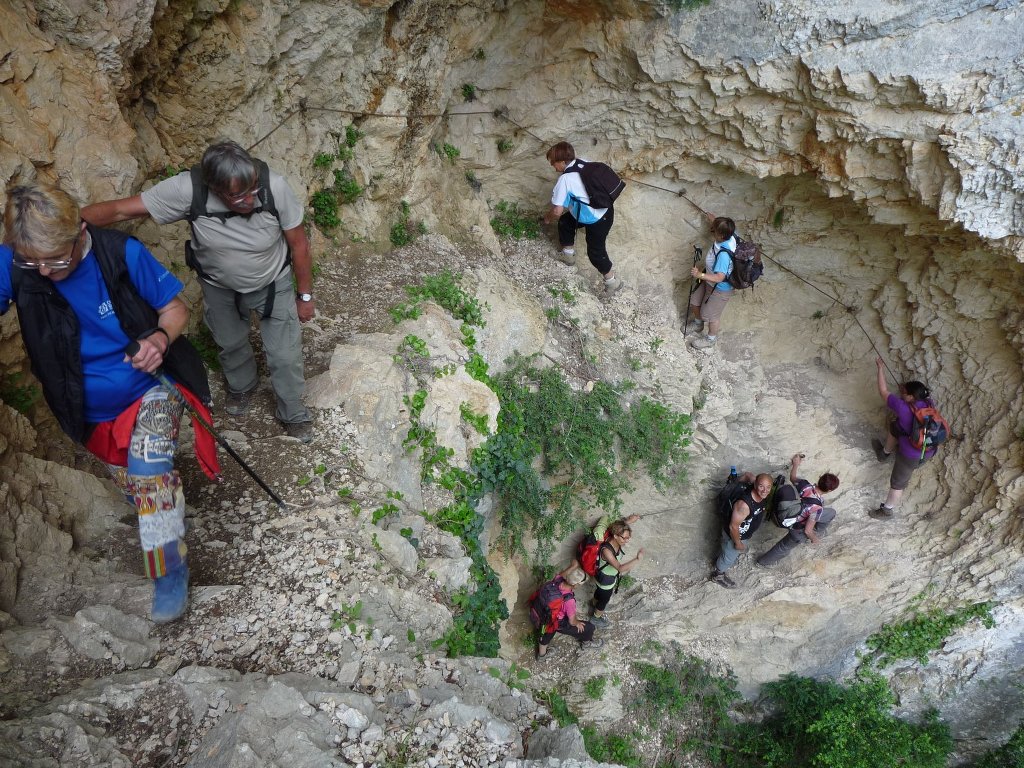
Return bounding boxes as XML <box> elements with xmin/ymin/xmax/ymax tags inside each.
<box><xmin>625</xmin><ymin>514</ymin><xmax>641</xmax><ymax>524</ymax></box>
<box><xmin>729</xmin><ymin>502</ymin><xmax>748</xmax><ymax>551</ymax></box>
<box><xmin>543</xmin><ymin>204</ymin><xmax>565</xmax><ymax>224</ymax></box>
<box><xmin>804</xmin><ymin>515</ymin><xmax>819</xmax><ymax>544</ymax></box>
<box><xmin>876</xmin><ymin>356</ymin><xmax>890</xmax><ymax>400</ymax></box>
<box><xmin>689</xmin><ymin>265</ymin><xmax>727</xmax><ymax>283</ymax></box>
<box><xmin>790</xmin><ymin>454</ymin><xmax>802</xmax><ymax>484</ymax></box>
<box><xmin>601</xmin><ymin>546</ymin><xmax>644</xmax><ymax>574</ymax></box>
<box><xmin>81</xmin><ymin>196</ymin><xmax>151</xmax><ymax>226</ymax></box>
<box><xmin>285</xmin><ymin>225</ymin><xmax>315</xmax><ymax>323</ymax></box>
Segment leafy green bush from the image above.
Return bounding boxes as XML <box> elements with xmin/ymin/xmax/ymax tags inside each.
<box><xmin>581</xmin><ymin>726</ymin><xmax>642</xmax><ymax>767</ymax></box>
<box><xmin>311</xmin><ymin>189</ymin><xmax>340</xmax><ymax>230</ymax></box>
<box><xmin>345</xmin><ymin>124</ymin><xmax>363</xmax><ymax>148</ymax></box>
<box><xmin>389</xmin><ymin>269</ymin><xmax>486</xmax><ymax>328</ymax></box>
<box><xmin>866</xmin><ymin>601</ymin><xmax>995</xmax><ymax>667</ymax></box>
<box><xmin>190</xmin><ymin>324</ymin><xmax>222</xmax><ymax>371</ymax></box>
<box><xmin>461</xmin><ymin>83</ymin><xmax>477</xmax><ymax>102</ymax></box>
<box><xmin>333</xmin><ymin>169</ymin><xmax>363</xmax><ymax>203</ymax></box>
<box><xmin>584</xmin><ymin>675</ymin><xmax>607</xmax><ymax>700</ymax></box>
<box><xmin>496</xmin><ymin>138</ymin><xmax>514</xmax><ymax>153</ymax></box>
<box><xmin>390</xmin><ymin>201</ymin><xmax>415</xmax><ymax>247</ymax></box>
<box><xmin>0</xmin><ymin>372</ymin><xmax>40</xmax><ymax>414</ymax></box>
<box><xmin>476</xmin><ymin>355</ymin><xmax>691</xmax><ymax>560</ymax></box>
<box><xmin>440</xmin><ymin>143</ymin><xmax>461</xmax><ymax>163</ymax></box>
<box><xmin>312</xmin><ymin>152</ymin><xmax>335</xmax><ymax>169</ymax></box>
<box><xmin>490</xmin><ymin>200</ymin><xmax>540</xmax><ymax>239</ymax></box>
<box><xmin>538</xmin><ymin>689</ymin><xmax>578</xmax><ymax>727</ymax></box>
<box><xmin>736</xmin><ymin>672</ymin><xmax>953</xmax><ymax>768</ymax></box>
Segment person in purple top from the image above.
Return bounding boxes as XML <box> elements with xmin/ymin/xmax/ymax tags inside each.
<box><xmin>869</xmin><ymin>356</ymin><xmax>938</xmax><ymax>519</ymax></box>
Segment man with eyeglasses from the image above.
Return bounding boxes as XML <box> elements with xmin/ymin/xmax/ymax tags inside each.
<box><xmin>1</xmin><ymin>181</ymin><xmax>218</xmax><ymax>623</ymax></box>
<box><xmin>82</xmin><ymin>140</ymin><xmax>315</xmax><ymax>443</ymax></box>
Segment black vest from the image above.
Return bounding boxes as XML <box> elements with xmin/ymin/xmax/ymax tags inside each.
<box><xmin>10</xmin><ymin>226</ymin><xmax>211</xmax><ymax>443</ymax></box>
<box><xmin>734</xmin><ymin>487</ymin><xmax>768</xmax><ymax>540</ymax></box>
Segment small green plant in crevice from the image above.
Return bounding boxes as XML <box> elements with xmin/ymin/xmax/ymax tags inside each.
<box><xmin>372</xmin><ymin>502</ymin><xmax>400</xmax><ymax>525</ymax></box>
<box><xmin>330</xmin><ymin>599</ymin><xmax>363</xmax><ymax>633</ymax></box>
<box><xmin>439</xmin><ymin>142</ymin><xmax>461</xmax><ymax>163</ymax></box>
<box><xmin>812</xmin><ymin>309</ymin><xmax>825</xmax><ymax>319</ymax></box>
<box><xmin>460</xmin><ymin>402</ymin><xmax>490</xmax><ymax>436</ymax></box>
<box><xmin>865</xmin><ymin>601</ymin><xmax>996</xmax><ymax>667</ymax></box>
<box><xmin>488</xmin><ymin>663</ymin><xmax>531</xmax><ymax>691</ymax></box>
<box><xmin>313</xmin><ymin>152</ymin><xmax>335</xmax><ymax>169</ymax></box>
<box><xmin>538</xmin><ymin>689</ymin><xmax>578</xmax><ymax>728</ymax></box>
<box><xmin>389</xmin><ymin>270</ymin><xmax>486</xmax><ymax>330</ymax></box>
<box><xmin>496</xmin><ymin>138</ymin><xmax>514</xmax><ymax>153</ymax></box>
<box><xmin>345</xmin><ymin>124</ymin><xmax>363</xmax><ymax>148</ymax></box>
<box><xmin>472</xmin><ymin>47</ymin><xmax>486</xmax><ymax>61</ymax></box>
<box><xmin>311</xmin><ymin>189</ymin><xmax>341</xmax><ymax>230</ymax></box>
<box><xmin>0</xmin><ymin>372</ymin><xmax>40</xmax><ymax>415</ymax></box>
<box><xmin>156</xmin><ymin>164</ymin><xmax>188</xmax><ymax>181</ymax></box>
<box><xmin>395</xmin><ymin>333</ymin><xmax>430</xmax><ymax>360</ymax></box>
<box><xmin>333</xmin><ymin>169</ymin><xmax>363</xmax><ymax>203</ymax></box>
<box><xmin>581</xmin><ymin>725</ymin><xmax>642</xmax><ymax>767</ymax></box>
<box><xmin>773</xmin><ymin>207</ymin><xmax>785</xmax><ymax>229</ymax></box>
<box><xmin>490</xmin><ymin>200</ymin><xmax>540</xmax><ymax>239</ymax></box>
<box><xmin>546</xmin><ymin>283</ymin><xmax>576</xmax><ymax>305</ymax></box>
<box><xmin>584</xmin><ymin>675</ymin><xmax>607</xmax><ymax>700</ymax></box>
<box><xmin>667</xmin><ymin>0</ymin><xmax>711</xmax><ymax>11</ymax></box>
<box><xmin>190</xmin><ymin>324</ymin><xmax>222</xmax><ymax>371</ymax></box>
<box><xmin>390</xmin><ymin>201</ymin><xmax>416</xmax><ymax>247</ymax></box>
<box><xmin>465</xmin><ymin>170</ymin><xmax>482</xmax><ymax>192</ymax></box>
<box><xmin>461</xmin><ymin>83</ymin><xmax>477</xmax><ymax>102</ymax></box>
<box><xmin>649</xmin><ymin>337</ymin><xmax>664</xmax><ymax>353</ymax></box>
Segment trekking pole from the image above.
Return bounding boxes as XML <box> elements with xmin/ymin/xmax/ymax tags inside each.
<box><xmin>684</xmin><ymin>246</ymin><xmax>702</xmax><ymax>339</ymax></box>
<box><xmin>124</xmin><ymin>342</ymin><xmax>287</xmax><ymax>509</ymax></box>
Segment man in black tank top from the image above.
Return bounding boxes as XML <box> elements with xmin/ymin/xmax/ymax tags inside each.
<box><xmin>711</xmin><ymin>472</ymin><xmax>773</xmax><ymax>588</ymax></box>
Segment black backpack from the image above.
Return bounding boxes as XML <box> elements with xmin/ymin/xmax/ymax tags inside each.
<box><xmin>717</xmin><ymin>478</ymin><xmax>750</xmax><ymax>524</ymax></box>
<box><xmin>563</xmin><ymin>160</ymin><xmax>625</xmax><ymax>209</ymax></box>
<box><xmin>770</xmin><ymin>478</ymin><xmax>813</xmax><ymax>529</ymax></box>
<box><xmin>720</xmin><ymin>236</ymin><xmax>764</xmax><ymax>289</ymax></box>
<box><xmin>187</xmin><ymin>159</ymin><xmax>278</xmax><ymax>225</ymax></box>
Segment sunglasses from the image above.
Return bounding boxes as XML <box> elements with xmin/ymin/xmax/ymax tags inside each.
<box><xmin>216</xmin><ymin>182</ymin><xmax>262</xmax><ymax>205</ymax></box>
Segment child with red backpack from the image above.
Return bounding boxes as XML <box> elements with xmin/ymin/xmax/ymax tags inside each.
<box><xmin>869</xmin><ymin>356</ymin><xmax>949</xmax><ymax>519</ymax></box>
<box><xmin>529</xmin><ymin>567</ymin><xmax>603</xmax><ymax>659</ymax></box>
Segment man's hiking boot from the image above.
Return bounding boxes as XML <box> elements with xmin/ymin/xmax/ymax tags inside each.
<box><xmin>690</xmin><ymin>334</ymin><xmax>717</xmax><ymax>349</ymax></box>
<box><xmin>604</xmin><ymin>275</ymin><xmax>623</xmax><ymax>294</ymax></box>
<box><xmin>590</xmin><ymin>615</ymin><xmax>612</xmax><ymax>628</ymax></box>
<box><xmin>224</xmin><ymin>387</ymin><xmax>255</xmax><ymax>417</ymax></box>
<box><xmin>871</xmin><ymin>438</ymin><xmax>891</xmax><ymax>463</ymax></box>
<box><xmin>536</xmin><ymin>645</ymin><xmax>556</xmax><ymax>660</ymax></box>
<box><xmin>869</xmin><ymin>504</ymin><xmax>894</xmax><ymax>520</ymax></box>
<box><xmin>284</xmin><ymin>421</ymin><xmax>314</xmax><ymax>444</ymax></box>
<box><xmin>555</xmin><ymin>248</ymin><xmax>576</xmax><ymax>266</ymax></box>
<box><xmin>710</xmin><ymin>570</ymin><xmax>736</xmax><ymax>589</ymax></box>
<box><xmin>584</xmin><ymin>638</ymin><xmax>605</xmax><ymax>649</ymax></box>
<box><xmin>683</xmin><ymin>318</ymin><xmax>704</xmax><ymax>334</ymax></box>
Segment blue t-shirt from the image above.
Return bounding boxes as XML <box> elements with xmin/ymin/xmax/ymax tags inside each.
<box><xmin>708</xmin><ymin>239</ymin><xmax>736</xmax><ymax>293</ymax></box>
<box><xmin>0</xmin><ymin>238</ymin><xmax>184</xmax><ymax>422</ymax></box>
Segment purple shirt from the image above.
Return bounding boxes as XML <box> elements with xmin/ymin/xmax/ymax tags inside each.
<box><xmin>888</xmin><ymin>394</ymin><xmax>937</xmax><ymax>460</ymax></box>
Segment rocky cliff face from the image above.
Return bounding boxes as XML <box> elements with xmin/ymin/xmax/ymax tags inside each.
<box><xmin>1</xmin><ymin>0</ymin><xmax>1022</xmax><ymax>764</ymax></box>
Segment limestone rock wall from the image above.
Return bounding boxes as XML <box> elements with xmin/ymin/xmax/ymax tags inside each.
<box><xmin>1</xmin><ymin>0</ymin><xmax>1023</xmax><ymax>759</ymax></box>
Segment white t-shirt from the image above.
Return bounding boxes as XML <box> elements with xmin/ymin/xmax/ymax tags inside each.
<box><xmin>550</xmin><ymin>159</ymin><xmax>608</xmax><ymax>224</ymax></box>
<box><xmin>141</xmin><ymin>170</ymin><xmax>303</xmax><ymax>293</ymax></box>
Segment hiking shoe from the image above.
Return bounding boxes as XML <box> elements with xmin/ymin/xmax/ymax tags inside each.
<box><xmin>554</xmin><ymin>248</ymin><xmax>576</xmax><ymax>266</ymax></box>
<box><xmin>152</xmin><ymin>565</ymin><xmax>189</xmax><ymax>624</ymax></box>
<box><xmin>590</xmin><ymin>615</ymin><xmax>612</xmax><ymax>628</ymax></box>
<box><xmin>284</xmin><ymin>421</ymin><xmax>314</xmax><ymax>444</ymax></box>
<box><xmin>690</xmin><ymin>334</ymin><xmax>717</xmax><ymax>349</ymax></box>
<box><xmin>710</xmin><ymin>570</ymin><xmax>736</xmax><ymax>589</ymax></box>
<box><xmin>869</xmin><ymin>504</ymin><xmax>894</xmax><ymax>520</ymax></box>
<box><xmin>585</xmin><ymin>638</ymin><xmax>605</xmax><ymax>649</ymax></box>
<box><xmin>871</xmin><ymin>438</ymin><xmax>891</xmax><ymax>463</ymax></box>
<box><xmin>604</xmin><ymin>275</ymin><xmax>623</xmax><ymax>294</ymax></box>
<box><xmin>536</xmin><ymin>645</ymin><xmax>555</xmax><ymax>660</ymax></box>
<box><xmin>683</xmin><ymin>318</ymin><xmax>704</xmax><ymax>334</ymax></box>
<box><xmin>224</xmin><ymin>388</ymin><xmax>255</xmax><ymax>417</ymax></box>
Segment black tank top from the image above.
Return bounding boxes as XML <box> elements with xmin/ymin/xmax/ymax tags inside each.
<box><xmin>736</xmin><ymin>488</ymin><xmax>767</xmax><ymax>540</ymax></box>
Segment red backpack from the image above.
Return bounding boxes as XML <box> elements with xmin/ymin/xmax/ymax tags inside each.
<box><xmin>575</xmin><ymin>529</ymin><xmax>613</xmax><ymax>577</ymax></box>
<box><xmin>905</xmin><ymin>403</ymin><xmax>949</xmax><ymax>457</ymax></box>
<box><xmin>528</xmin><ymin>578</ymin><xmax>567</xmax><ymax>634</ymax></box>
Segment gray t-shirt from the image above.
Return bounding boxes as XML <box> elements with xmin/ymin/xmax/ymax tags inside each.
<box><xmin>141</xmin><ymin>170</ymin><xmax>304</xmax><ymax>293</ymax></box>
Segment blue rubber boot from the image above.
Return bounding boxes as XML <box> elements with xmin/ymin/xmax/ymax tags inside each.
<box><xmin>151</xmin><ymin>564</ymin><xmax>189</xmax><ymax>623</ymax></box>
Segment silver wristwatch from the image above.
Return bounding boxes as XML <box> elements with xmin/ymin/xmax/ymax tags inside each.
<box><xmin>297</xmin><ymin>292</ymin><xmax>314</xmax><ymax>302</ymax></box>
